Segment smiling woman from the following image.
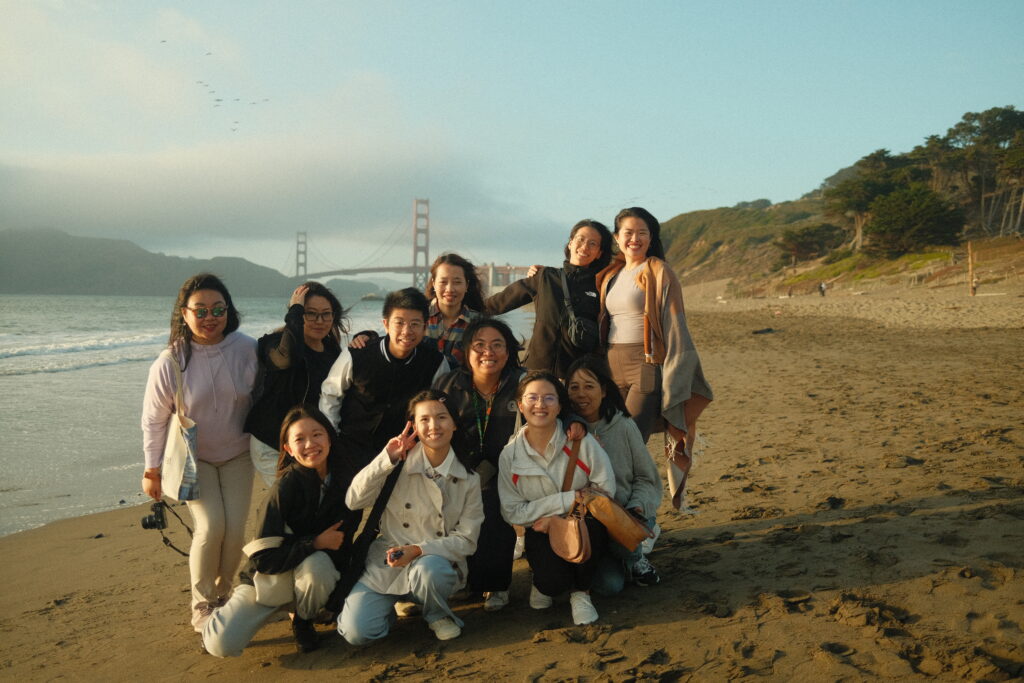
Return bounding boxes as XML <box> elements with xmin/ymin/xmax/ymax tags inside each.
<box><xmin>244</xmin><ymin>281</ymin><xmax>348</xmax><ymax>485</ymax></box>
<box><xmin>140</xmin><ymin>272</ymin><xmax>257</xmax><ymax>634</ymax></box>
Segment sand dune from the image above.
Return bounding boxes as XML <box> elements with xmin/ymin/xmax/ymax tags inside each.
<box><xmin>1</xmin><ymin>287</ymin><xmax>1021</xmax><ymax>680</ymax></box>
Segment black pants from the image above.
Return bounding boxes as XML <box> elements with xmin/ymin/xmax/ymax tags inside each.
<box><xmin>467</xmin><ymin>484</ymin><xmax>516</xmax><ymax>593</ymax></box>
<box><xmin>525</xmin><ymin>516</ymin><xmax>608</xmax><ymax>595</ymax></box>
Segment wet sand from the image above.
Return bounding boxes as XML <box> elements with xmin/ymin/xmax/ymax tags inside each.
<box><xmin>1</xmin><ymin>286</ymin><xmax>1022</xmax><ymax>680</ymax></box>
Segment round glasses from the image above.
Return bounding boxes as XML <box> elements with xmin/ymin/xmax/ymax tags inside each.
<box><xmin>521</xmin><ymin>393</ymin><xmax>558</xmax><ymax>406</ymax></box>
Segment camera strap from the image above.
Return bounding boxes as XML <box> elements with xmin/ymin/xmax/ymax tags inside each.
<box><xmin>159</xmin><ymin>502</ymin><xmax>194</xmax><ymax>557</ymax></box>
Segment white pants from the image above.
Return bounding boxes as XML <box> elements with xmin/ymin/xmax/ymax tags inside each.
<box><xmin>203</xmin><ymin>552</ymin><xmax>341</xmax><ymax>658</ymax></box>
<box><xmin>186</xmin><ymin>452</ymin><xmax>254</xmax><ymax>608</ymax></box>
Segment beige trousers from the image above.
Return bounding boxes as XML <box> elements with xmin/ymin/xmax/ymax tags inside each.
<box><xmin>186</xmin><ymin>452</ymin><xmax>254</xmax><ymax>608</ymax></box>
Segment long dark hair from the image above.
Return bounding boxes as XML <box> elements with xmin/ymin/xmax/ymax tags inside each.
<box><xmin>614</xmin><ymin>207</ymin><xmax>666</xmax><ymax>261</ymax></box>
<box><xmin>425</xmin><ymin>253</ymin><xmax>485</xmax><ymax>312</ymax></box>
<box><xmin>564</xmin><ymin>219</ymin><xmax>613</xmax><ymax>271</ymax></box>
<box><xmin>169</xmin><ymin>273</ymin><xmax>241</xmax><ymax>368</ymax></box>
<box><xmin>565</xmin><ymin>355</ymin><xmax>628</xmax><ymax>422</ymax></box>
<box><xmin>460</xmin><ymin>317</ymin><xmax>523</xmax><ymax>372</ymax></box>
<box><xmin>277</xmin><ymin>404</ymin><xmax>337</xmax><ymax>475</ymax></box>
<box><xmin>299</xmin><ymin>280</ymin><xmax>349</xmax><ymax>344</ymax></box>
<box><xmin>516</xmin><ymin>370</ymin><xmax>572</xmax><ymax>423</ymax></box>
<box><xmin>406</xmin><ymin>389</ymin><xmax>474</xmax><ymax>473</ymax></box>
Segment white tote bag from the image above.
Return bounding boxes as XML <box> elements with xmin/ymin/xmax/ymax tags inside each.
<box><xmin>161</xmin><ymin>352</ymin><xmax>201</xmax><ymax>502</ymax></box>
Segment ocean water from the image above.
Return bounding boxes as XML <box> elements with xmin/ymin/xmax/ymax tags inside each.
<box><xmin>0</xmin><ymin>294</ymin><xmax>532</xmax><ymax>536</ymax></box>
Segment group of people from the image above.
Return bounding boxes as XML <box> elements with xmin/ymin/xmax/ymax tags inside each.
<box><xmin>140</xmin><ymin>207</ymin><xmax>713</xmax><ymax>656</ymax></box>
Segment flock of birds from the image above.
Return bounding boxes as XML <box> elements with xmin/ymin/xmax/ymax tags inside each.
<box><xmin>160</xmin><ymin>40</ymin><xmax>270</xmax><ymax>133</ymax></box>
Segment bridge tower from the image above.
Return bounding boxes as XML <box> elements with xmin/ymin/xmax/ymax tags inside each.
<box><xmin>295</xmin><ymin>231</ymin><xmax>308</xmax><ymax>278</ymax></box>
<box><xmin>412</xmin><ymin>199</ymin><xmax>430</xmax><ymax>289</ymax></box>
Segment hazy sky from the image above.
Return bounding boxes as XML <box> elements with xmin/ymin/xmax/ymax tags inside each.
<box><xmin>2</xmin><ymin>1</ymin><xmax>1022</xmax><ymax>276</ymax></box>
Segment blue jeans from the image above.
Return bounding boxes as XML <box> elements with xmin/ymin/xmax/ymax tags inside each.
<box><xmin>337</xmin><ymin>554</ymin><xmax>460</xmax><ymax>645</ymax></box>
<box><xmin>590</xmin><ymin>514</ymin><xmax>655</xmax><ymax>597</ymax></box>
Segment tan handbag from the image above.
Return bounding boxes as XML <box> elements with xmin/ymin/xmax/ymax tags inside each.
<box><xmin>580</xmin><ymin>484</ymin><xmax>654</xmax><ymax>552</ymax></box>
<box><xmin>547</xmin><ymin>499</ymin><xmax>591</xmax><ymax>563</ymax></box>
<box><xmin>546</xmin><ymin>439</ymin><xmax>591</xmax><ymax>563</ymax></box>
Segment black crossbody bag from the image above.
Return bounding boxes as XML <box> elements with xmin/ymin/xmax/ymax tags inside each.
<box><xmin>559</xmin><ymin>269</ymin><xmax>600</xmax><ymax>353</ymax></box>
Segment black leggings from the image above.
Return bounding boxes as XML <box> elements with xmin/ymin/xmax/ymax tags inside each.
<box><xmin>524</xmin><ymin>516</ymin><xmax>608</xmax><ymax>595</ymax></box>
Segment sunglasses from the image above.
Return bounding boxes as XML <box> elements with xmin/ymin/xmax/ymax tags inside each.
<box><xmin>185</xmin><ymin>305</ymin><xmax>227</xmax><ymax>319</ymax></box>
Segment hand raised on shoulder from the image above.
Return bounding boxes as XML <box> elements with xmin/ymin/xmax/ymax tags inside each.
<box><xmin>527</xmin><ymin>264</ymin><xmax>543</xmax><ymax>278</ymax></box>
<box><xmin>349</xmin><ymin>333</ymin><xmax>370</xmax><ymax>349</ymax></box>
<box><xmin>385</xmin><ymin>421</ymin><xmax>417</xmax><ymax>463</ymax></box>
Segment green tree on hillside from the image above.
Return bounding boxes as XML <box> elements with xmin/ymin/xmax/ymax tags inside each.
<box><xmin>773</xmin><ymin>222</ymin><xmax>845</xmax><ymax>264</ymax></box>
<box><xmin>823</xmin><ymin>149</ymin><xmax>901</xmax><ymax>251</ymax></box>
<box><xmin>863</xmin><ymin>184</ymin><xmax>964</xmax><ymax>256</ymax></box>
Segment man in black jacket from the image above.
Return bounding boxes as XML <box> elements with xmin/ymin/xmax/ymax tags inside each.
<box><xmin>319</xmin><ymin>288</ymin><xmax>449</xmax><ymax>470</ymax></box>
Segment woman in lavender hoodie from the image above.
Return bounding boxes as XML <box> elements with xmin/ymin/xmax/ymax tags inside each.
<box><xmin>141</xmin><ymin>273</ymin><xmax>257</xmax><ymax>633</ymax></box>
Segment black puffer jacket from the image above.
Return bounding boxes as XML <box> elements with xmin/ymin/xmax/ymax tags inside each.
<box><xmin>242</xmin><ymin>455</ymin><xmax>361</xmax><ymax>578</ymax></box>
<box><xmin>245</xmin><ymin>304</ymin><xmax>341</xmax><ymax>448</ymax></box>
<box><xmin>433</xmin><ymin>365</ymin><xmax>524</xmax><ymax>475</ymax></box>
<box><xmin>482</xmin><ymin>261</ymin><xmax>601</xmax><ymax>377</ymax></box>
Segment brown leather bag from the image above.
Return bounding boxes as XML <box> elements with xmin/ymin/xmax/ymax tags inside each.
<box><xmin>579</xmin><ymin>484</ymin><xmax>654</xmax><ymax>552</ymax></box>
<box><xmin>546</xmin><ymin>439</ymin><xmax>591</xmax><ymax>563</ymax></box>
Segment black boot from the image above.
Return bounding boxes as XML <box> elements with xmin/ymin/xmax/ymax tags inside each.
<box><xmin>291</xmin><ymin>616</ymin><xmax>319</xmax><ymax>653</ymax></box>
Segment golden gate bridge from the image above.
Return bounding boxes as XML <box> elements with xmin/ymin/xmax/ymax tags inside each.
<box><xmin>293</xmin><ymin>199</ymin><xmax>530</xmax><ymax>290</ymax></box>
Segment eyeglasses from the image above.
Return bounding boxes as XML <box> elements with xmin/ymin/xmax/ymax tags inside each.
<box><xmin>571</xmin><ymin>236</ymin><xmax>600</xmax><ymax>250</ymax></box>
<box><xmin>522</xmin><ymin>393</ymin><xmax>558</xmax><ymax>406</ymax></box>
<box><xmin>303</xmin><ymin>311</ymin><xmax>334</xmax><ymax>322</ymax></box>
<box><xmin>470</xmin><ymin>340</ymin><xmax>507</xmax><ymax>354</ymax></box>
<box><xmin>186</xmin><ymin>306</ymin><xmax>226</xmax><ymax>319</ymax></box>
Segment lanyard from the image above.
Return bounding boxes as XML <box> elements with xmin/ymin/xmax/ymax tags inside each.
<box><xmin>471</xmin><ymin>390</ymin><xmax>494</xmax><ymax>453</ymax></box>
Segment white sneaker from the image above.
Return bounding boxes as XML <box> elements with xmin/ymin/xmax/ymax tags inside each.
<box><xmin>483</xmin><ymin>590</ymin><xmax>510</xmax><ymax>611</ymax></box>
<box><xmin>529</xmin><ymin>585</ymin><xmax>553</xmax><ymax>610</ymax></box>
<box><xmin>569</xmin><ymin>591</ymin><xmax>598</xmax><ymax>625</ymax></box>
<box><xmin>641</xmin><ymin>522</ymin><xmax>661</xmax><ymax>555</ymax></box>
<box><xmin>513</xmin><ymin>534</ymin><xmax>526</xmax><ymax>560</ymax></box>
<box><xmin>428</xmin><ymin>616</ymin><xmax>461</xmax><ymax>641</ymax></box>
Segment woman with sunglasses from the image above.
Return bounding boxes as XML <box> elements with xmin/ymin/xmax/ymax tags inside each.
<box><xmin>141</xmin><ymin>273</ymin><xmax>258</xmax><ymax>633</ymax></box>
<box><xmin>246</xmin><ymin>282</ymin><xmax>348</xmax><ymax>484</ymax></box>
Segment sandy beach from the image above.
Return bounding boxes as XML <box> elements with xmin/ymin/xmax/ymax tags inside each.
<box><xmin>1</xmin><ymin>284</ymin><xmax>1021</xmax><ymax>681</ymax></box>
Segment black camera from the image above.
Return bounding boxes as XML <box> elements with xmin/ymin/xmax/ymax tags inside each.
<box><xmin>141</xmin><ymin>501</ymin><xmax>167</xmax><ymax>530</ymax></box>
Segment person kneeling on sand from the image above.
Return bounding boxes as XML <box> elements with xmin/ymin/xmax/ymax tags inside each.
<box><xmin>203</xmin><ymin>406</ymin><xmax>361</xmax><ymax>656</ymax></box>
<box><xmin>497</xmin><ymin>371</ymin><xmax>615</xmax><ymax>626</ymax></box>
<box><xmin>338</xmin><ymin>390</ymin><xmax>483</xmax><ymax>643</ymax></box>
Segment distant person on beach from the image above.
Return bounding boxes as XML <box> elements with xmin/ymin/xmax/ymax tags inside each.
<box><xmin>483</xmin><ymin>219</ymin><xmax>612</xmax><ymax>378</ymax></box>
<box><xmin>203</xmin><ymin>406</ymin><xmax>361</xmax><ymax>656</ymax></box>
<box><xmin>565</xmin><ymin>356</ymin><xmax>662</xmax><ymax>592</ymax></box>
<box><xmin>498</xmin><ymin>371</ymin><xmax>614</xmax><ymax>626</ymax></box>
<box><xmin>338</xmin><ymin>390</ymin><xmax>483</xmax><ymax>643</ymax></box>
<box><xmin>245</xmin><ymin>282</ymin><xmax>348</xmax><ymax>485</ymax></box>
<box><xmin>140</xmin><ymin>273</ymin><xmax>257</xmax><ymax>633</ymax></box>
<box><xmin>319</xmin><ymin>288</ymin><xmax>449</xmax><ymax>471</ymax></box>
<box><xmin>819</xmin><ymin>281</ymin><xmax>826</xmax><ymax>297</ymax></box>
<box><xmin>596</xmin><ymin>207</ymin><xmax>712</xmax><ymax>509</ymax></box>
<box><xmin>349</xmin><ymin>253</ymin><xmax>484</xmax><ymax>367</ymax></box>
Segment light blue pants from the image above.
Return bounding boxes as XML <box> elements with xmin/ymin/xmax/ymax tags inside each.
<box><xmin>590</xmin><ymin>514</ymin><xmax>656</xmax><ymax>597</ymax></box>
<box><xmin>203</xmin><ymin>551</ymin><xmax>340</xmax><ymax>658</ymax></box>
<box><xmin>338</xmin><ymin>554</ymin><xmax>460</xmax><ymax>646</ymax></box>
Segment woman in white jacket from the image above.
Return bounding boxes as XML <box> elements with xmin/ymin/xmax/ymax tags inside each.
<box><xmin>497</xmin><ymin>371</ymin><xmax>615</xmax><ymax>626</ymax></box>
<box><xmin>338</xmin><ymin>390</ymin><xmax>483</xmax><ymax>643</ymax></box>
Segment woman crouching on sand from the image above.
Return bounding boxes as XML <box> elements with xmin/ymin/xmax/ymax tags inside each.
<box><xmin>338</xmin><ymin>390</ymin><xmax>483</xmax><ymax>643</ymax></box>
<box><xmin>141</xmin><ymin>273</ymin><xmax>257</xmax><ymax>633</ymax></box>
<box><xmin>203</xmin><ymin>406</ymin><xmax>361</xmax><ymax>656</ymax></box>
<box><xmin>497</xmin><ymin>371</ymin><xmax>615</xmax><ymax>625</ymax></box>
<box><xmin>565</xmin><ymin>356</ymin><xmax>662</xmax><ymax>593</ymax></box>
